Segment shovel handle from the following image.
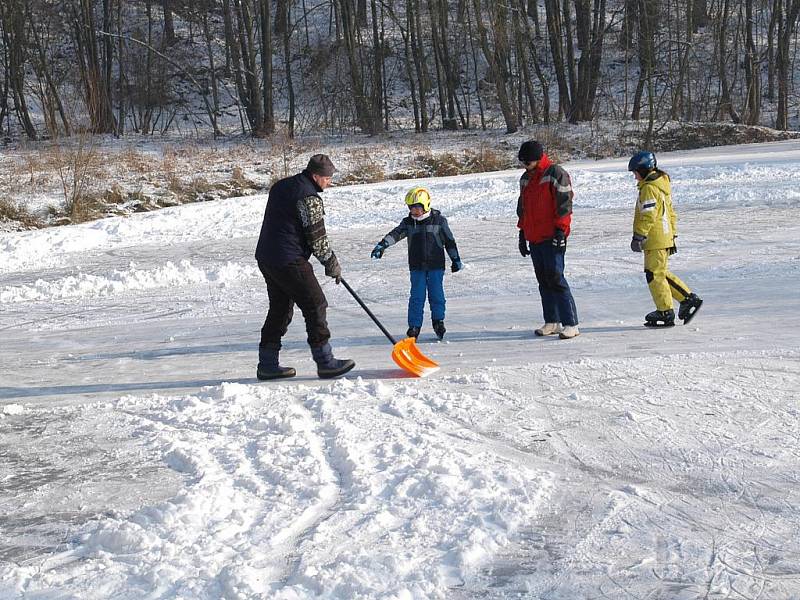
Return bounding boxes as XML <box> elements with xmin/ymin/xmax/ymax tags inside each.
<box><xmin>339</xmin><ymin>278</ymin><xmax>398</xmax><ymax>345</ymax></box>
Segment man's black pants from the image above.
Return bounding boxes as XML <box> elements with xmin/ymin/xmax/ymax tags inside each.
<box><xmin>258</xmin><ymin>259</ymin><xmax>330</xmax><ymax>348</ymax></box>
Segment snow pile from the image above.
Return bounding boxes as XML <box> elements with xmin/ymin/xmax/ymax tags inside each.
<box><xmin>0</xmin><ymin>260</ymin><xmax>258</xmax><ymax>303</ymax></box>
<box><xmin>2</xmin><ymin>379</ymin><xmax>551</xmax><ymax>598</ymax></box>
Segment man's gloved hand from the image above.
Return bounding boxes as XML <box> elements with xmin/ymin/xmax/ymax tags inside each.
<box><xmin>324</xmin><ymin>255</ymin><xmax>342</xmax><ymax>284</ymax></box>
<box><xmin>630</xmin><ymin>233</ymin><xmax>647</xmax><ymax>253</ymax></box>
<box><xmin>518</xmin><ymin>230</ymin><xmax>530</xmax><ymax>257</ymax></box>
<box><xmin>552</xmin><ymin>228</ymin><xmax>567</xmax><ymax>253</ymax></box>
<box><xmin>371</xmin><ymin>240</ymin><xmax>388</xmax><ymax>259</ymax></box>
<box><xmin>451</xmin><ymin>259</ymin><xmax>463</xmax><ymax>273</ymax></box>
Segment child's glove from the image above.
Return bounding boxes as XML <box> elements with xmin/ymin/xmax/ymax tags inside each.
<box><xmin>371</xmin><ymin>240</ymin><xmax>388</xmax><ymax>259</ymax></box>
<box><xmin>669</xmin><ymin>236</ymin><xmax>677</xmax><ymax>255</ymax></box>
<box><xmin>451</xmin><ymin>259</ymin><xmax>463</xmax><ymax>273</ymax></box>
<box><xmin>552</xmin><ymin>228</ymin><xmax>566</xmax><ymax>253</ymax></box>
<box><xmin>518</xmin><ymin>230</ymin><xmax>530</xmax><ymax>257</ymax></box>
<box><xmin>630</xmin><ymin>233</ymin><xmax>646</xmax><ymax>253</ymax></box>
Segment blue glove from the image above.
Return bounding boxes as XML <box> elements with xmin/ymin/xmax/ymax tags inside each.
<box><xmin>451</xmin><ymin>259</ymin><xmax>463</xmax><ymax>273</ymax></box>
<box><xmin>371</xmin><ymin>241</ymin><xmax>388</xmax><ymax>259</ymax></box>
<box><xmin>552</xmin><ymin>228</ymin><xmax>566</xmax><ymax>253</ymax></box>
<box><xmin>630</xmin><ymin>233</ymin><xmax>646</xmax><ymax>253</ymax></box>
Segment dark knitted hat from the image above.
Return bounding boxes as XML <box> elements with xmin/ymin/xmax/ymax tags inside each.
<box><xmin>518</xmin><ymin>140</ymin><xmax>543</xmax><ymax>163</ymax></box>
<box><xmin>306</xmin><ymin>154</ymin><xmax>336</xmax><ymax>177</ymax></box>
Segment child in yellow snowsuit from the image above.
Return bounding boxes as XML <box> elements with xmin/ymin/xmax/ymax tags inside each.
<box><xmin>628</xmin><ymin>151</ymin><xmax>703</xmax><ymax>327</ymax></box>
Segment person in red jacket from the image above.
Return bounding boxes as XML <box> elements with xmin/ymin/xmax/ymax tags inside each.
<box><xmin>516</xmin><ymin>140</ymin><xmax>580</xmax><ymax>339</ymax></box>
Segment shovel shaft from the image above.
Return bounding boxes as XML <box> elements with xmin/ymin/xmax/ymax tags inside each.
<box><xmin>339</xmin><ymin>278</ymin><xmax>398</xmax><ymax>345</ymax></box>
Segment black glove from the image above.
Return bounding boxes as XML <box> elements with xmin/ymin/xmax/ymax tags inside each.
<box><xmin>552</xmin><ymin>228</ymin><xmax>566</xmax><ymax>253</ymax></box>
<box><xmin>451</xmin><ymin>259</ymin><xmax>463</xmax><ymax>273</ymax></box>
<box><xmin>324</xmin><ymin>254</ymin><xmax>342</xmax><ymax>284</ymax></box>
<box><xmin>371</xmin><ymin>240</ymin><xmax>388</xmax><ymax>259</ymax></box>
<box><xmin>630</xmin><ymin>234</ymin><xmax>646</xmax><ymax>253</ymax></box>
<box><xmin>518</xmin><ymin>231</ymin><xmax>530</xmax><ymax>257</ymax></box>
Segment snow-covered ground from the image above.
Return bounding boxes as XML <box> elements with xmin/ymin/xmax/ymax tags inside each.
<box><xmin>1</xmin><ymin>141</ymin><xmax>799</xmax><ymax>599</ymax></box>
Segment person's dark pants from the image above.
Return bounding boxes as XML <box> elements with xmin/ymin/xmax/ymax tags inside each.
<box><xmin>529</xmin><ymin>241</ymin><xmax>579</xmax><ymax>327</ymax></box>
<box><xmin>258</xmin><ymin>259</ymin><xmax>330</xmax><ymax>349</ymax></box>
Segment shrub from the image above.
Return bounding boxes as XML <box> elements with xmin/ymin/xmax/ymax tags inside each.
<box><xmin>0</xmin><ymin>197</ymin><xmax>43</xmax><ymax>229</ymax></box>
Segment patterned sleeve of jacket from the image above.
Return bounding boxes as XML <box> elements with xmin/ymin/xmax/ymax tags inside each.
<box><xmin>516</xmin><ymin>172</ymin><xmax>529</xmax><ymax>226</ymax></box>
<box><xmin>546</xmin><ymin>165</ymin><xmax>574</xmax><ymax>232</ymax></box>
<box><xmin>439</xmin><ymin>215</ymin><xmax>460</xmax><ymax>262</ymax></box>
<box><xmin>297</xmin><ymin>195</ymin><xmax>338</xmax><ymax>270</ymax></box>
<box><xmin>380</xmin><ymin>219</ymin><xmax>410</xmax><ymax>248</ymax></box>
<box><xmin>633</xmin><ymin>185</ymin><xmax>659</xmax><ymax>237</ymax></box>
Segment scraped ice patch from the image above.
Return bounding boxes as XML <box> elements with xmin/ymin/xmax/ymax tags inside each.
<box><xmin>0</xmin><ymin>260</ymin><xmax>258</xmax><ymax>303</ymax></box>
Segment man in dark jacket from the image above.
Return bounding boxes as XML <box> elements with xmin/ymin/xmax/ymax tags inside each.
<box><xmin>517</xmin><ymin>140</ymin><xmax>580</xmax><ymax>339</ymax></box>
<box><xmin>255</xmin><ymin>154</ymin><xmax>355</xmax><ymax>379</ymax></box>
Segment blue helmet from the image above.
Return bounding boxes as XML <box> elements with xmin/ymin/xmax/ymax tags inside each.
<box><xmin>628</xmin><ymin>151</ymin><xmax>656</xmax><ymax>172</ymax></box>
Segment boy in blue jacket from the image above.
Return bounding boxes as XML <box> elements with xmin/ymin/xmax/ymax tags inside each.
<box><xmin>371</xmin><ymin>187</ymin><xmax>462</xmax><ymax>340</ymax></box>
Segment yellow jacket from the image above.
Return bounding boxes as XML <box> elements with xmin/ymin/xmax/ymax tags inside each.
<box><xmin>633</xmin><ymin>170</ymin><xmax>676</xmax><ymax>250</ymax></box>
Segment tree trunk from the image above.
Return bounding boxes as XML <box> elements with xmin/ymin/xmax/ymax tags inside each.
<box><xmin>716</xmin><ymin>0</ymin><xmax>740</xmax><ymax>123</ymax></box>
<box><xmin>259</xmin><ymin>0</ymin><xmax>274</xmax><ymax>134</ymax></box>
<box><xmin>1</xmin><ymin>0</ymin><xmax>37</xmax><ymax>139</ymax></box>
<box><xmin>163</xmin><ymin>0</ymin><xmax>176</xmax><ymax>45</ymax></box>
<box><xmin>570</xmin><ymin>0</ymin><xmax>606</xmax><ymax>122</ymax></box>
<box><xmin>776</xmin><ymin>0</ymin><xmax>800</xmax><ymax>130</ymax></box>
<box><xmin>471</xmin><ymin>0</ymin><xmax>517</xmax><ymax>132</ymax></box>
<box><xmin>544</xmin><ymin>0</ymin><xmax>572</xmax><ymax>119</ymax></box>
<box><xmin>743</xmin><ymin>0</ymin><xmax>760</xmax><ymax>125</ymax></box>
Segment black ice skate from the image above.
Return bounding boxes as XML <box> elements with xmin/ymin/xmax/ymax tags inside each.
<box><xmin>432</xmin><ymin>320</ymin><xmax>446</xmax><ymax>340</ymax></box>
<box><xmin>678</xmin><ymin>293</ymin><xmax>703</xmax><ymax>324</ymax></box>
<box><xmin>406</xmin><ymin>326</ymin><xmax>421</xmax><ymax>339</ymax></box>
<box><xmin>644</xmin><ymin>309</ymin><xmax>675</xmax><ymax>327</ymax></box>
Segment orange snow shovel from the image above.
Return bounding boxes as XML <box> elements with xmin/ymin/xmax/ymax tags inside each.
<box><xmin>340</xmin><ymin>278</ymin><xmax>440</xmax><ymax>377</ymax></box>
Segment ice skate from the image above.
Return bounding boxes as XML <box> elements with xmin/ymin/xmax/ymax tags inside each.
<box><xmin>678</xmin><ymin>293</ymin><xmax>703</xmax><ymax>324</ymax></box>
<box><xmin>644</xmin><ymin>309</ymin><xmax>675</xmax><ymax>327</ymax></box>
<box><xmin>432</xmin><ymin>320</ymin><xmax>446</xmax><ymax>340</ymax></box>
<box><xmin>406</xmin><ymin>326</ymin><xmax>421</xmax><ymax>340</ymax></box>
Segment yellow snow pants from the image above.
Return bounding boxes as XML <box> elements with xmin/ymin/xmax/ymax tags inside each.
<box><xmin>643</xmin><ymin>249</ymin><xmax>691</xmax><ymax>311</ymax></box>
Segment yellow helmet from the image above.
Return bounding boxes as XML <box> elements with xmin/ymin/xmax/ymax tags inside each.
<box><xmin>404</xmin><ymin>187</ymin><xmax>431</xmax><ymax>212</ymax></box>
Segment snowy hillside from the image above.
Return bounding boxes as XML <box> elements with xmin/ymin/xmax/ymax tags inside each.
<box><xmin>1</xmin><ymin>141</ymin><xmax>799</xmax><ymax>598</ymax></box>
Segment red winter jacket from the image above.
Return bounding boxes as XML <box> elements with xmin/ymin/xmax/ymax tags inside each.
<box><xmin>516</xmin><ymin>154</ymin><xmax>574</xmax><ymax>244</ymax></box>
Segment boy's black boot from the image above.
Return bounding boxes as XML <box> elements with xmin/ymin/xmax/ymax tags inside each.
<box><xmin>644</xmin><ymin>309</ymin><xmax>675</xmax><ymax>327</ymax></box>
<box><xmin>432</xmin><ymin>320</ymin><xmax>446</xmax><ymax>340</ymax></box>
<box><xmin>678</xmin><ymin>293</ymin><xmax>703</xmax><ymax>324</ymax></box>
<box><xmin>311</xmin><ymin>343</ymin><xmax>355</xmax><ymax>379</ymax></box>
<box><xmin>406</xmin><ymin>326</ymin><xmax>421</xmax><ymax>339</ymax></box>
<box><xmin>257</xmin><ymin>343</ymin><xmax>296</xmax><ymax>380</ymax></box>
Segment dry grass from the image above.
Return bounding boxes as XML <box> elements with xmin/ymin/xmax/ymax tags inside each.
<box><xmin>0</xmin><ymin>197</ymin><xmax>44</xmax><ymax>229</ymax></box>
<box><xmin>338</xmin><ymin>150</ymin><xmax>386</xmax><ymax>184</ymax></box>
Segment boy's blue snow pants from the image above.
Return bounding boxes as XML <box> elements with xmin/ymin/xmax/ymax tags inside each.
<box><xmin>408</xmin><ymin>269</ymin><xmax>445</xmax><ymax>328</ymax></box>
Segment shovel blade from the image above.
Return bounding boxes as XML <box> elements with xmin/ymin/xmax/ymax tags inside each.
<box><xmin>391</xmin><ymin>337</ymin><xmax>440</xmax><ymax>377</ymax></box>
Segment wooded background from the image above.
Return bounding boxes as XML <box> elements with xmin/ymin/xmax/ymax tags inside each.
<box><xmin>2</xmin><ymin>0</ymin><xmax>800</xmax><ymax>141</ymax></box>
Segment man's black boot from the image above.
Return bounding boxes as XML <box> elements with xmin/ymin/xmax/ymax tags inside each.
<box><xmin>257</xmin><ymin>343</ymin><xmax>296</xmax><ymax>380</ymax></box>
<box><xmin>311</xmin><ymin>343</ymin><xmax>355</xmax><ymax>379</ymax></box>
